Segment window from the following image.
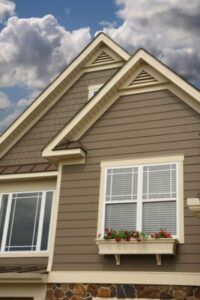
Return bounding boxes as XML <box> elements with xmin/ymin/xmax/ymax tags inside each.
<box><xmin>88</xmin><ymin>84</ymin><xmax>103</xmax><ymax>100</ymax></box>
<box><xmin>99</xmin><ymin>156</ymin><xmax>184</xmax><ymax>242</ymax></box>
<box><xmin>0</xmin><ymin>191</ymin><xmax>53</xmax><ymax>252</ymax></box>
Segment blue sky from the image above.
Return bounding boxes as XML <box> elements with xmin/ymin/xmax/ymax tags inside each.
<box><xmin>0</xmin><ymin>0</ymin><xmax>200</xmax><ymax>133</ymax></box>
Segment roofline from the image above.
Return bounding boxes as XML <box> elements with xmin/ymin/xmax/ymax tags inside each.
<box><xmin>0</xmin><ymin>32</ymin><xmax>130</xmax><ymax>147</ymax></box>
<box><xmin>42</xmin><ymin>48</ymin><xmax>200</xmax><ymax>155</ymax></box>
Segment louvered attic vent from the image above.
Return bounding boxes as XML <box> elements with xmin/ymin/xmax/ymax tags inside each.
<box><xmin>91</xmin><ymin>51</ymin><xmax>115</xmax><ymax>65</ymax></box>
<box><xmin>129</xmin><ymin>70</ymin><xmax>158</xmax><ymax>87</ymax></box>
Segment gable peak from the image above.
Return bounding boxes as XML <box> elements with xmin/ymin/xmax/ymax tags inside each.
<box><xmin>129</xmin><ymin>69</ymin><xmax>158</xmax><ymax>87</ymax></box>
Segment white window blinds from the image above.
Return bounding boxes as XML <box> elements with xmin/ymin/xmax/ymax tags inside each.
<box><xmin>104</xmin><ymin>162</ymin><xmax>178</xmax><ymax>236</ymax></box>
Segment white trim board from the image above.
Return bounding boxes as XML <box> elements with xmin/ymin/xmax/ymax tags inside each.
<box><xmin>0</xmin><ymin>171</ymin><xmax>58</xmax><ymax>181</ymax></box>
<box><xmin>48</xmin><ymin>271</ymin><xmax>200</xmax><ymax>286</ymax></box>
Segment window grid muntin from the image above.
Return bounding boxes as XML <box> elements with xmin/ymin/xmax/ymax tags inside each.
<box><xmin>103</xmin><ymin>162</ymin><xmax>178</xmax><ymax>236</ymax></box>
<box><xmin>5</xmin><ymin>193</ymin><xmax>42</xmax><ymax>252</ymax></box>
<box><xmin>0</xmin><ymin>190</ymin><xmax>53</xmax><ymax>253</ymax></box>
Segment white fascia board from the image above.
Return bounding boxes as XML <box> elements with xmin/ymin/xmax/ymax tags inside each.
<box><xmin>0</xmin><ymin>33</ymin><xmax>129</xmax><ymax>147</ymax></box>
<box><xmin>0</xmin><ymin>171</ymin><xmax>58</xmax><ymax>181</ymax></box>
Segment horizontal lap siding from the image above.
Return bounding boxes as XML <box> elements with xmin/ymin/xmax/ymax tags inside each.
<box><xmin>53</xmin><ymin>89</ymin><xmax>200</xmax><ymax>272</ymax></box>
<box><xmin>0</xmin><ymin>68</ymin><xmax>118</xmax><ymax>166</ymax></box>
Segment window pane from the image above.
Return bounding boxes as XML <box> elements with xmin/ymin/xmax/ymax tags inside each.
<box><xmin>106</xmin><ymin>167</ymin><xmax>138</xmax><ymax>201</ymax></box>
<box><xmin>41</xmin><ymin>191</ymin><xmax>53</xmax><ymax>251</ymax></box>
<box><xmin>105</xmin><ymin>203</ymin><xmax>136</xmax><ymax>231</ymax></box>
<box><xmin>142</xmin><ymin>201</ymin><xmax>176</xmax><ymax>235</ymax></box>
<box><xmin>5</xmin><ymin>193</ymin><xmax>41</xmax><ymax>251</ymax></box>
<box><xmin>0</xmin><ymin>195</ymin><xmax>8</xmax><ymax>248</ymax></box>
<box><xmin>143</xmin><ymin>164</ymin><xmax>176</xmax><ymax>199</ymax></box>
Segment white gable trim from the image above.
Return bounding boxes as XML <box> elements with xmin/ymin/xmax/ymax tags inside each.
<box><xmin>0</xmin><ymin>33</ymin><xmax>130</xmax><ymax>159</ymax></box>
<box><xmin>42</xmin><ymin>48</ymin><xmax>200</xmax><ymax>157</ymax></box>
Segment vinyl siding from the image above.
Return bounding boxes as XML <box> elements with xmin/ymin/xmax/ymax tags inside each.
<box><xmin>0</xmin><ymin>68</ymin><xmax>118</xmax><ymax>167</ymax></box>
<box><xmin>53</xmin><ymin>89</ymin><xmax>200</xmax><ymax>272</ymax></box>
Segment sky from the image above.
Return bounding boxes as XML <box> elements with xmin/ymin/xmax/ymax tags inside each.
<box><xmin>0</xmin><ymin>0</ymin><xmax>200</xmax><ymax>133</ymax></box>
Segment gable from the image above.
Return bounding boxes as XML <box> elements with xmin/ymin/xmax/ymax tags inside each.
<box><xmin>0</xmin><ymin>68</ymin><xmax>118</xmax><ymax>168</ymax></box>
<box><xmin>0</xmin><ymin>33</ymin><xmax>130</xmax><ymax>161</ymax></box>
<box><xmin>84</xmin><ymin>45</ymin><xmax>124</xmax><ymax>71</ymax></box>
<box><xmin>42</xmin><ymin>50</ymin><xmax>200</xmax><ymax>162</ymax></box>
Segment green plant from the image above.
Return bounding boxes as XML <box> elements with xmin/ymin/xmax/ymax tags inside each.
<box><xmin>102</xmin><ymin>228</ymin><xmax>148</xmax><ymax>242</ymax></box>
<box><xmin>150</xmin><ymin>228</ymin><xmax>172</xmax><ymax>239</ymax></box>
<box><xmin>98</xmin><ymin>228</ymin><xmax>172</xmax><ymax>242</ymax></box>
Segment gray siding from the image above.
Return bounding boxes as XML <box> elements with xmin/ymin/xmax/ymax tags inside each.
<box><xmin>0</xmin><ymin>68</ymin><xmax>118</xmax><ymax>166</ymax></box>
<box><xmin>53</xmin><ymin>89</ymin><xmax>200</xmax><ymax>272</ymax></box>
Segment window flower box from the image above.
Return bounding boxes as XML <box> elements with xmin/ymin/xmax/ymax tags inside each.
<box><xmin>95</xmin><ymin>238</ymin><xmax>177</xmax><ymax>266</ymax></box>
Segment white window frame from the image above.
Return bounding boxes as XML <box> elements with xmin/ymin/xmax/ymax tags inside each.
<box><xmin>0</xmin><ymin>190</ymin><xmax>54</xmax><ymax>254</ymax></box>
<box><xmin>88</xmin><ymin>84</ymin><xmax>103</xmax><ymax>100</ymax></box>
<box><xmin>97</xmin><ymin>155</ymin><xmax>184</xmax><ymax>243</ymax></box>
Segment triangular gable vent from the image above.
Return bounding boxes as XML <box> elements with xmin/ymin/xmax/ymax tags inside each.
<box><xmin>91</xmin><ymin>51</ymin><xmax>115</xmax><ymax>65</ymax></box>
<box><xmin>129</xmin><ymin>70</ymin><xmax>158</xmax><ymax>87</ymax></box>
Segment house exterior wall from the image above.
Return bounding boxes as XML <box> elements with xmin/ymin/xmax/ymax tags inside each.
<box><xmin>53</xmin><ymin>89</ymin><xmax>200</xmax><ymax>272</ymax></box>
<box><xmin>0</xmin><ymin>68</ymin><xmax>118</xmax><ymax>167</ymax></box>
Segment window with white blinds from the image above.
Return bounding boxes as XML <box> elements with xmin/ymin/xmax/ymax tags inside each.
<box><xmin>104</xmin><ymin>162</ymin><xmax>178</xmax><ymax>236</ymax></box>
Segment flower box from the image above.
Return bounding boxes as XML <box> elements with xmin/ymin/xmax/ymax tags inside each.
<box><xmin>95</xmin><ymin>238</ymin><xmax>177</xmax><ymax>266</ymax></box>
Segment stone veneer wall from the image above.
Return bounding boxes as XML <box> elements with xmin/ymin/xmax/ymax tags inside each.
<box><xmin>46</xmin><ymin>283</ymin><xmax>200</xmax><ymax>300</ymax></box>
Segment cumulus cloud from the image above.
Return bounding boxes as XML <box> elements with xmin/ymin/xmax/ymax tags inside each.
<box><xmin>0</xmin><ymin>14</ymin><xmax>91</xmax><ymax>90</ymax></box>
<box><xmin>17</xmin><ymin>90</ymin><xmax>41</xmax><ymax>108</ymax></box>
<box><xmin>0</xmin><ymin>0</ymin><xmax>15</xmax><ymax>22</ymax></box>
<box><xmin>0</xmin><ymin>14</ymin><xmax>91</xmax><ymax>132</ymax></box>
<box><xmin>0</xmin><ymin>91</ymin><xmax>11</xmax><ymax>109</ymax></box>
<box><xmin>102</xmin><ymin>0</ymin><xmax>200</xmax><ymax>83</ymax></box>
<box><xmin>0</xmin><ymin>108</ymin><xmax>20</xmax><ymax>132</ymax></box>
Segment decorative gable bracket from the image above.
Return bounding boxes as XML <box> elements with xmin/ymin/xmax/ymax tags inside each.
<box><xmin>43</xmin><ymin>148</ymin><xmax>86</xmax><ymax>166</ymax></box>
<box><xmin>187</xmin><ymin>198</ymin><xmax>200</xmax><ymax>218</ymax></box>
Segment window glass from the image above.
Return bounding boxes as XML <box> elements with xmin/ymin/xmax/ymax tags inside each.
<box><xmin>104</xmin><ymin>162</ymin><xmax>178</xmax><ymax>236</ymax></box>
<box><xmin>41</xmin><ymin>191</ymin><xmax>53</xmax><ymax>251</ymax></box>
<box><xmin>106</xmin><ymin>167</ymin><xmax>138</xmax><ymax>202</ymax></box>
<box><xmin>105</xmin><ymin>203</ymin><xmax>137</xmax><ymax>231</ymax></box>
<box><xmin>0</xmin><ymin>191</ymin><xmax>53</xmax><ymax>252</ymax></box>
<box><xmin>142</xmin><ymin>201</ymin><xmax>176</xmax><ymax>234</ymax></box>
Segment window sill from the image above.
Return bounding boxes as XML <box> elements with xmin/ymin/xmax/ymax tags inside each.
<box><xmin>0</xmin><ymin>251</ymin><xmax>49</xmax><ymax>258</ymax></box>
<box><xmin>96</xmin><ymin>238</ymin><xmax>177</xmax><ymax>266</ymax></box>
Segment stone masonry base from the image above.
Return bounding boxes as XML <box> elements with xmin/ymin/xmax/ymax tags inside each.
<box><xmin>46</xmin><ymin>283</ymin><xmax>200</xmax><ymax>300</ymax></box>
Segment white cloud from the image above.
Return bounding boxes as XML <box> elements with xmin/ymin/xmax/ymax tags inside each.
<box><xmin>0</xmin><ymin>0</ymin><xmax>15</xmax><ymax>22</ymax></box>
<box><xmin>0</xmin><ymin>91</ymin><xmax>11</xmax><ymax>109</ymax></box>
<box><xmin>0</xmin><ymin>108</ymin><xmax>20</xmax><ymax>132</ymax></box>
<box><xmin>102</xmin><ymin>0</ymin><xmax>200</xmax><ymax>83</ymax></box>
<box><xmin>0</xmin><ymin>14</ymin><xmax>91</xmax><ymax>132</ymax></box>
<box><xmin>17</xmin><ymin>90</ymin><xmax>41</xmax><ymax>108</ymax></box>
<box><xmin>99</xmin><ymin>20</ymin><xmax>117</xmax><ymax>28</ymax></box>
<box><xmin>0</xmin><ymin>14</ymin><xmax>91</xmax><ymax>90</ymax></box>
